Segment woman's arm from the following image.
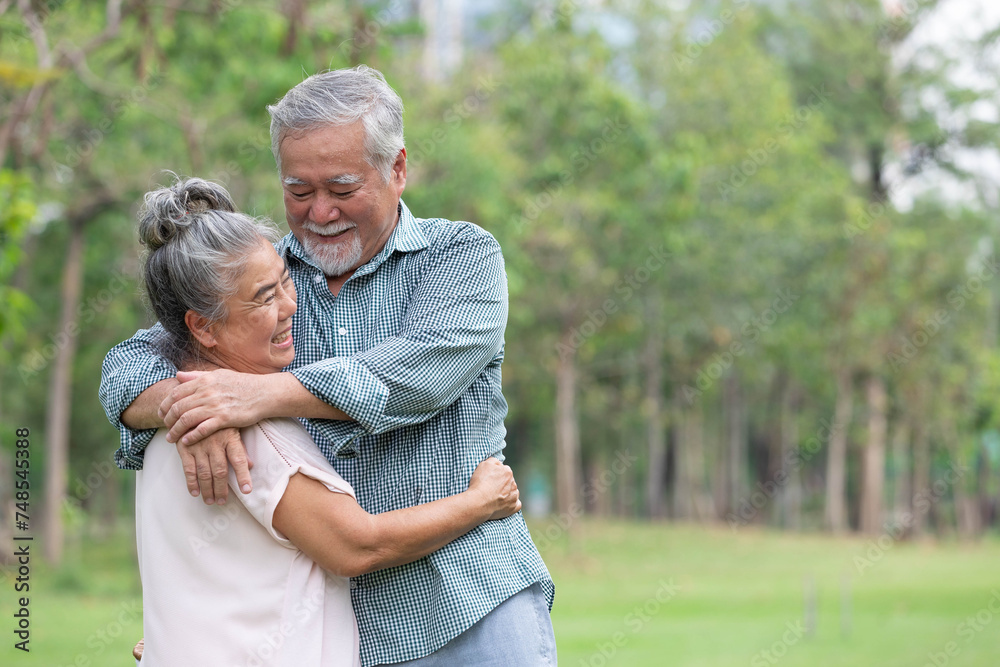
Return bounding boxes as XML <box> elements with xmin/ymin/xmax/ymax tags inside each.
<box><xmin>272</xmin><ymin>458</ymin><xmax>520</xmax><ymax>578</ymax></box>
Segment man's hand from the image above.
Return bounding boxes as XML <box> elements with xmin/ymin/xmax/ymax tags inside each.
<box><xmin>176</xmin><ymin>427</ymin><xmax>252</xmax><ymax>505</ymax></box>
<box><xmin>160</xmin><ymin>370</ymin><xmax>269</xmax><ymax>446</ymax></box>
<box><xmin>160</xmin><ymin>369</ymin><xmax>351</xmax><ymax>448</ymax></box>
<box><xmin>467</xmin><ymin>458</ymin><xmax>521</xmax><ymax>521</ymax></box>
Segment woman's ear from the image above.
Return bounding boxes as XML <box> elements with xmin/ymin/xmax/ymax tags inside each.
<box><xmin>185</xmin><ymin>310</ymin><xmax>218</xmax><ymax>348</ymax></box>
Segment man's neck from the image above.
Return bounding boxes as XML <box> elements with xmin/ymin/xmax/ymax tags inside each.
<box><xmin>326</xmin><ymin>271</ymin><xmax>352</xmax><ymax>297</ymax></box>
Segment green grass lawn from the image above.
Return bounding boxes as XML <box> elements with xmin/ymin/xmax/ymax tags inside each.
<box><xmin>545</xmin><ymin>520</ymin><xmax>1000</xmax><ymax>667</ymax></box>
<box><xmin>3</xmin><ymin>519</ymin><xmax>1000</xmax><ymax>665</ymax></box>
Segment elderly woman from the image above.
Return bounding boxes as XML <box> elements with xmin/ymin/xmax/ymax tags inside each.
<box><xmin>132</xmin><ymin>177</ymin><xmax>520</xmax><ymax>666</ymax></box>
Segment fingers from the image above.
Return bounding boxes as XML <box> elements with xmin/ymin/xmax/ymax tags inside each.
<box><xmin>226</xmin><ymin>435</ymin><xmax>253</xmax><ymax>495</ymax></box>
<box><xmin>209</xmin><ymin>439</ymin><xmax>231</xmax><ymax>505</ymax></box>
<box><xmin>178</xmin><ymin>415</ymin><xmax>225</xmax><ymax>447</ymax></box>
<box><xmin>176</xmin><ymin>443</ymin><xmax>200</xmax><ymax>498</ymax></box>
<box><xmin>175</xmin><ymin>370</ymin><xmax>207</xmax><ymax>383</ymax></box>
<box><xmin>190</xmin><ymin>432</ymin><xmax>229</xmax><ymax>505</ymax></box>
<box><xmin>193</xmin><ymin>444</ymin><xmax>216</xmax><ymax>504</ymax></box>
<box><xmin>158</xmin><ymin>380</ymin><xmax>198</xmax><ymax>421</ymax></box>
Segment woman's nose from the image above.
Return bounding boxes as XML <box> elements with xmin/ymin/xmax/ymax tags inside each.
<box><xmin>279</xmin><ymin>283</ymin><xmax>297</xmax><ymax>318</ymax></box>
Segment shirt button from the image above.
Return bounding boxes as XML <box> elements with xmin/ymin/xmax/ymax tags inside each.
<box><xmin>338</xmin><ymin>327</ymin><xmax>347</xmax><ymax>335</ymax></box>
<box><xmin>349</xmin><ymin>580</ymin><xmax>358</xmax><ymax>590</ymax></box>
<box><xmin>313</xmin><ymin>274</ymin><xmax>323</xmax><ymax>283</ymax></box>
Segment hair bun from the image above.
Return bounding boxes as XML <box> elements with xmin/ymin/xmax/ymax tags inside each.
<box><xmin>137</xmin><ymin>176</ymin><xmax>238</xmax><ymax>250</ymax></box>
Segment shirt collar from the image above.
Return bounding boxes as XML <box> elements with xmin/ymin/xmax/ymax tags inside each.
<box><xmin>278</xmin><ymin>198</ymin><xmax>428</xmax><ymax>272</ymax></box>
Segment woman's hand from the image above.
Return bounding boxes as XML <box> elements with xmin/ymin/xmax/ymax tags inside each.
<box><xmin>467</xmin><ymin>458</ymin><xmax>521</xmax><ymax>521</ymax></box>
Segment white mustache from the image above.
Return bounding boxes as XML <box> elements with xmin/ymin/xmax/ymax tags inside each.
<box><xmin>303</xmin><ymin>222</ymin><xmax>356</xmax><ymax>237</ymax></box>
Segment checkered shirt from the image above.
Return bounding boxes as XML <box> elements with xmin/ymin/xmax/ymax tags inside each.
<box><xmin>99</xmin><ymin>200</ymin><xmax>554</xmax><ymax>666</ymax></box>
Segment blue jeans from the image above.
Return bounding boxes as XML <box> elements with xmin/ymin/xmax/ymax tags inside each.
<box><xmin>384</xmin><ymin>583</ymin><xmax>557</xmax><ymax>666</ymax></box>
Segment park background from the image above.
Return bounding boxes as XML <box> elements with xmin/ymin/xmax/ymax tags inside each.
<box><xmin>4</xmin><ymin>0</ymin><xmax>1000</xmax><ymax>664</ymax></box>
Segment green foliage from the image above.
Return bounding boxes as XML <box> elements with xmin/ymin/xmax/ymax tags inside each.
<box><xmin>0</xmin><ymin>170</ymin><xmax>35</xmax><ymax>347</ymax></box>
<box><xmin>2</xmin><ymin>0</ymin><xmax>999</xmax><ymax>538</ymax></box>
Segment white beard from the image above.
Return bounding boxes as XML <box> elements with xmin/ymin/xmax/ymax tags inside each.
<box><xmin>302</xmin><ymin>226</ymin><xmax>364</xmax><ymax>277</ymax></box>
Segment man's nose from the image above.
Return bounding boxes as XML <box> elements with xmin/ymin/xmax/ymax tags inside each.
<box><xmin>311</xmin><ymin>193</ymin><xmax>341</xmax><ymax>224</ymax></box>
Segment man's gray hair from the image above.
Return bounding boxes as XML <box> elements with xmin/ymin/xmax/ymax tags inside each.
<box><xmin>267</xmin><ymin>65</ymin><xmax>405</xmax><ymax>181</ymax></box>
<box><xmin>137</xmin><ymin>176</ymin><xmax>279</xmax><ymax>368</ymax></box>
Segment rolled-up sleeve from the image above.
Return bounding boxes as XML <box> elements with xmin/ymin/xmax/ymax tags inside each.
<box><xmin>99</xmin><ymin>324</ymin><xmax>177</xmax><ymax>470</ymax></box>
<box><xmin>292</xmin><ymin>228</ymin><xmax>507</xmax><ymax>456</ymax></box>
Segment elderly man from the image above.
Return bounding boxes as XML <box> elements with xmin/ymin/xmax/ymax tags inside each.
<box><xmin>100</xmin><ymin>66</ymin><xmax>555</xmax><ymax>666</ymax></box>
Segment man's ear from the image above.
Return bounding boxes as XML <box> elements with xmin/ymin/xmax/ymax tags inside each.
<box><xmin>392</xmin><ymin>148</ymin><xmax>407</xmax><ymax>197</ymax></box>
<box><xmin>185</xmin><ymin>310</ymin><xmax>218</xmax><ymax>349</ymax></box>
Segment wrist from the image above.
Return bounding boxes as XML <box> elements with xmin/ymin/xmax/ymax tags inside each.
<box><xmin>463</xmin><ymin>487</ymin><xmax>493</xmax><ymax>522</ymax></box>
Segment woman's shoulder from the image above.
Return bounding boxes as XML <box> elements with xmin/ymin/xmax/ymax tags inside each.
<box><xmin>243</xmin><ymin>419</ymin><xmax>353</xmax><ymax>494</ymax></box>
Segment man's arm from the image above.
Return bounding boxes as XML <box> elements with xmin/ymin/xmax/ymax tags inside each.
<box><xmin>291</xmin><ymin>225</ymin><xmax>507</xmax><ymax>456</ymax></box>
<box><xmin>99</xmin><ymin>325</ymin><xmax>178</xmax><ymax>468</ymax></box>
<box><xmin>157</xmin><ymin>224</ymin><xmax>506</xmax><ymax>494</ymax></box>
<box><xmin>100</xmin><ymin>326</ymin><xmax>254</xmax><ymax>504</ymax></box>
<box><xmin>159</xmin><ymin>370</ymin><xmax>350</xmax><ymax>446</ymax></box>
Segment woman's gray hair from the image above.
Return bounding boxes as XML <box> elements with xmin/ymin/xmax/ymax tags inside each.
<box><xmin>137</xmin><ymin>176</ymin><xmax>279</xmax><ymax>368</ymax></box>
<box><xmin>267</xmin><ymin>65</ymin><xmax>405</xmax><ymax>181</ymax></box>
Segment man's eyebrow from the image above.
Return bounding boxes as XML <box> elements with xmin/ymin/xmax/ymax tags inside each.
<box><xmin>326</xmin><ymin>174</ymin><xmax>363</xmax><ymax>185</ymax></box>
<box><xmin>282</xmin><ymin>176</ymin><xmax>307</xmax><ymax>186</ymax></box>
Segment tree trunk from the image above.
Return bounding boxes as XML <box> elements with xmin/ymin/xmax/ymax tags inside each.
<box><xmin>644</xmin><ymin>299</ymin><xmax>666</xmax><ymax>519</ymax></box>
<box><xmin>890</xmin><ymin>419</ymin><xmax>911</xmax><ymax>526</ymax></box>
<box><xmin>671</xmin><ymin>401</ymin><xmax>691</xmax><ymax>520</ymax></box>
<box><xmin>860</xmin><ymin>375</ymin><xmax>887</xmax><ymax>535</ymax></box>
<box><xmin>586</xmin><ymin>453</ymin><xmax>612</xmax><ymax>516</ymax></box>
<box><xmin>420</xmin><ymin>0</ymin><xmax>441</xmax><ymax>82</ymax></box>
<box><xmin>723</xmin><ymin>372</ymin><xmax>746</xmax><ymax>517</ymax></box>
<box><xmin>42</xmin><ymin>221</ymin><xmax>86</xmax><ymax>565</ymax></box>
<box><xmin>0</xmin><ymin>449</ymin><xmax>12</xmax><ymax>567</ymax></box>
<box><xmin>911</xmin><ymin>419</ymin><xmax>931</xmax><ymax>537</ymax></box>
<box><xmin>675</xmin><ymin>390</ymin><xmax>712</xmax><ymax>521</ymax></box>
<box><xmin>554</xmin><ymin>330</ymin><xmax>581</xmax><ymax>518</ymax></box>
<box><xmin>825</xmin><ymin>368</ymin><xmax>853</xmax><ymax>533</ymax></box>
<box><xmin>780</xmin><ymin>381</ymin><xmax>803</xmax><ymax>530</ymax></box>
<box><xmin>280</xmin><ymin>0</ymin><xmax>306</xmax><ymax>56</ymax></box>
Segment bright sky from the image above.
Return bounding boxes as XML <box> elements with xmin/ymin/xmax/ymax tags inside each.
<box><xmin>891</xmin><ymin>0</ymin><xmax>1000</xmax><ymax>211</ymax></box>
